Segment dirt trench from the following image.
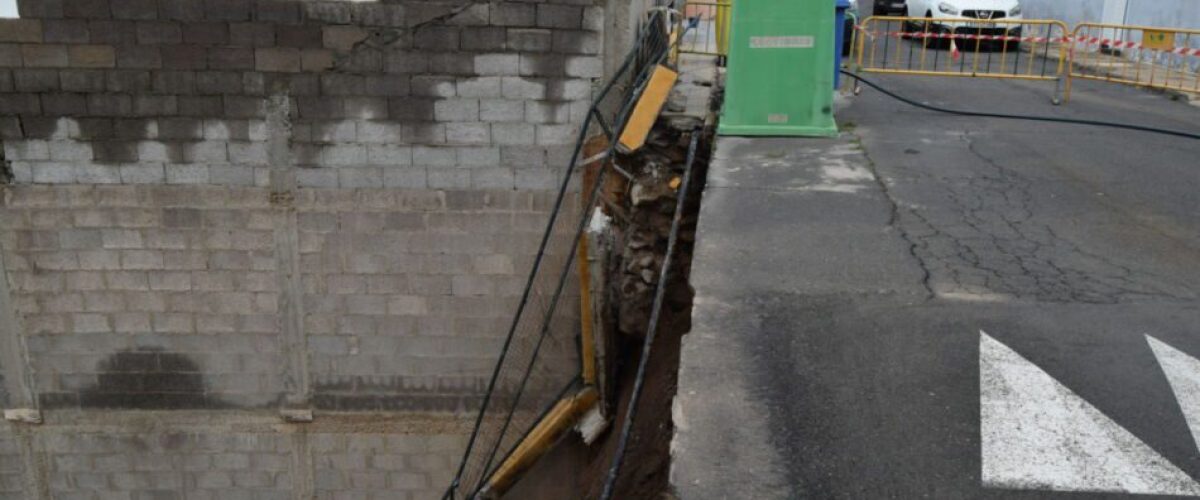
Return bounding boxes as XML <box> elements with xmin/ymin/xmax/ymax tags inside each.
<box><xmin>499</xmin><ymin>120</ymin><xmax>713</xmax><ymax>500</ymax></box>
<box><xmin>573</xmin><ymin>119</ymin><xmax>713</xmax><ymax>500</ymax></box>
<box><xmin>501</xmin><ymin>63</ymin><xmax>720</xmax><ymax>497</ymax></box>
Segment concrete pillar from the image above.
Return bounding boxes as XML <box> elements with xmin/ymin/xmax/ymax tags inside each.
<box><xmin>1102</xmin><ymin>0</ymin><xmax>1130</xmax><ymax>25</ymax></box>
<box><xmin>15</xmin><ymin>429</ymin><xmax>49</xmax><ymax>500</ymax></box>
<box><xmin>266</xmin><ymin>92</ymin><xmax>312</xmax><ymax>411</ymax></box>
<box><xmin>0</xmin><ymin>246</ymin><xmax>36</xmax><ymax>411</ymax></box>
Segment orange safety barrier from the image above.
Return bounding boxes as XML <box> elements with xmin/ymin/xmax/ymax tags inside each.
<box><xmin>855</xmin><ymin>16</ymin><xmax>1071</xmax><ymax>103</ymax></box>
<box><xmin>1067</xmin><ymin>23</ymin><xmax>1200</xmax><ymax>101</ymax></box>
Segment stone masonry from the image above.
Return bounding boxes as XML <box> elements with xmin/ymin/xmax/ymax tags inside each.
<box><xmin>0</xmin><ymin>0</ymin><xmax>607</xmax><ymax>497</ymax></box>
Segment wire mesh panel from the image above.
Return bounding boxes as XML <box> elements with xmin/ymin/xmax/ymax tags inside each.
<box><xmin>451</xmin><ymin>193</ymin><xmax>583</xmax><ymax>495</ymax></box>
<box><xmin>445</xmin><ymin>12</ymin><xmax>673</xmax><ymax>500</ymax></box>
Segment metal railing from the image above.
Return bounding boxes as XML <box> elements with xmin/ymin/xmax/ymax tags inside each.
<box><xmin>855</xmin><ymin>16</ymin><xmax>1071</xmax><ymax>103</ymax></box>
<box><xmin>1068</xmin><ymin>23</ymin><xmax>1200</xmax><ymax>100</ymax></box>
<box><xmin>678</xmin><ymin>0</ymin><xmax>732</xmax><ymax>56</ymax></box>
<box><xmin>443</xmin><ymin>10</ymin><xmax>673</xmax><ymax>500</ymax></box>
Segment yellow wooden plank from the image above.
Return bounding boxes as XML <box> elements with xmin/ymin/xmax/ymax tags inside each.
<box><xmin>669</xmin><ymin>30</ymin><xmax>680</xmax><ymax>64</ymax></box>
<box><xmin>578</xmin><ymin>235</ymin><xmax>597</xmax><ymax>385</ymax></box>
<box><xmin>618</xmin><ymin>65</ymin><xmax>679</xmax><ymax>153</ymax></box>
<box><xmin>483</xmin><ymin>388</ymin><xmax>599</xmax><ymax>495</ymax></box>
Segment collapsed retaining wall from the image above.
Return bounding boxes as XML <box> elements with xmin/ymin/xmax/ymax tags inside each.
<box><xmin>0</xmin><ymin>0</ymin><xmax>622</xmax><ymax>497</ymax></box>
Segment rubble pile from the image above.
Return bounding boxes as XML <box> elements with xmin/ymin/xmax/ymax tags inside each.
<box><xmin>610</xmin><ymin>123</ymin><xmax>705</xmax><ymax>342</ymax></box>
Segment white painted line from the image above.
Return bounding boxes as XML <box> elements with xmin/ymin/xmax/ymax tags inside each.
<box><xmin>1147</xmin><ymin>336</ymin><xmax>1200</xmax><ymax>456</ymax></box>
<box><xmin>980</xmin><ymin>331</ymin><xmax>1200</xmax><ymax>496</ymax></box>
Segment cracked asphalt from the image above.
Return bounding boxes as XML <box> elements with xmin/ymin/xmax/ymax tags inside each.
<box><xmin>851</xmin><ymin>79</ymin><xmax>1199</xmax><ymax>305</ymax></box>
<box><xmin>671</xmin><ymin>75</ymin><xmax>1200</xmax><ymax>499</ymax></box>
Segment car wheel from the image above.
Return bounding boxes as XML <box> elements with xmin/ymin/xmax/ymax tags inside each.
<box><xmin>843</xmin><ymin>18</ymin><xmax>855</xmax><ymax>56</ymax></box>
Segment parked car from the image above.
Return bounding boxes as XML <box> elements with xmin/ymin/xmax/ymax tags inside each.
<box><xmin>904</xmin><ymin>0</ymin><xmax>1023</xmax><ymax>47</ymax></box>
<box><xmin>874</xmin><ymin>0</ymin><xmax>908</xmax><ymax>16</ymax></box>
<box><xmin>906</xmin><ymin>0</ymin><xmax>1023</xmax><ymax>26</ymax></box>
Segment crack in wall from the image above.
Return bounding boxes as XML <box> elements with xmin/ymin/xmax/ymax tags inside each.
<box><xmin>332</xmin><ymin>1</ymin><xmax>481</xmax><ymax>72</ymax></box>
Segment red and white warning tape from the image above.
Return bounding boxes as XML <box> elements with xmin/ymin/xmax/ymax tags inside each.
<box><xmin>1076</xmin><ymin>36</ymin><xmax>1200</xmax><ymax>56</ymax></box>
<box><xmin>857</xmin><ymin>29</ymin><xmax>1067</xmax><ymax>44</ymax></box>
<box><xmin>909</xmin><ymin>31</ymin><xmax>1068</xmax><ymax>44</ymax></box>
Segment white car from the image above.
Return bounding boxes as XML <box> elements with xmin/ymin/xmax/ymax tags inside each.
<box><xmin>906</xmin><ymin>0</ymin><xmax>1023</xmax><ymax>35</ymax></box>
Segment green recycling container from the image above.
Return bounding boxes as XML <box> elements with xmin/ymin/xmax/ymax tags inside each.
<box><xmin>719</xmin><ymin>0</ymin><xmax>839</xmax><ymax>137</ymax></box>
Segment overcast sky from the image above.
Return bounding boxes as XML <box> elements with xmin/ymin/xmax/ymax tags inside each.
<box><xmin>0</xmin><ymin>0</ymin><xmax>17</xmax><ymax>18</ymax></box>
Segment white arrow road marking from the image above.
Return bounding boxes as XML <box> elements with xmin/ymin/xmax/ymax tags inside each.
<box><xmin>980</xmin><ymin>331</ymin><xmax>1200</xmax><ymax>496</ymax></box>
<box><xmin>1147</xmin><ymin>336</ymin><xmax>1200</xmax><ymax>455</ymax></box>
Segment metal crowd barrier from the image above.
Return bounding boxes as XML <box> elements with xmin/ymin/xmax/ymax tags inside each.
<box><xmin>1068</xmin><ymin>23</ymin><xmax>1200</xmax><ymax>101</ymax></box>
<box><xmin>678</xmin><ymin>0</ymin><xmax>732</xmax><ymax>56</ymax></box>
<box><xmin>855</xmin><ymin>16</ymin><xmax>1071</xmax><ymax>103</ymax></box>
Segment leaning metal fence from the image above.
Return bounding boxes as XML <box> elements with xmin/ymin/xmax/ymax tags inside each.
<box><xmin>1068</xmin><ymin>23</ymin><xmax>1200</xmax><ymax>100</ymax></box>
<box><xmin>855</xmin><ymin>16</ymin><xmax>1071</xmax><ymax>102</ymax></box>
<box><xmin>444</xmin><ymin>11</ymin><xmax>673</xmax><ymax>500</ymax></box>
<box><xmin>678</xmin><ymin>0</ymin><xmax>732</xmax><ymax>56</ymax></box>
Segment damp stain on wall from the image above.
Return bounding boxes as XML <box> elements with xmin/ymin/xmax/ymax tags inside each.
<box><xmin>40</xmin><ymin>348</ymin><xmax>227</xmax><ymax>410</ymax></box>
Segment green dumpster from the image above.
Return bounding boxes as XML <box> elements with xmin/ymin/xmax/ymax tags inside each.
<box><xmin>719</xmin><ymin>0</ymin><xmax>839</xmax><ymax>137</ymax></box>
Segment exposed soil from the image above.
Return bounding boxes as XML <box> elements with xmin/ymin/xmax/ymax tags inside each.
<box><xmin>502</xmin><ymin>70</ymin><xmax>717</xmax><ymax>497</ymax></box>
<box><xmin>574</xmin><ymin>121</ymin><xmax>712</xmax><ymax>500</ymax></box>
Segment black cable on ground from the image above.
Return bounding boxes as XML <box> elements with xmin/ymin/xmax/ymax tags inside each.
<box><xmin>841</xmin><ymin>70</ymin><xmax>1200</xmax><ymax>141</ymax></box>
<box><xmin>599</xmin><ymin>127</ymin><xmax>703</xmax><ymax>500</ymax></box>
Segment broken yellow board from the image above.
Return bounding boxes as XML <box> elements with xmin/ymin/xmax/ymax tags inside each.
<box><xmin>482</xmin><ymin>388</ymin><xmax>599</xmax><ymax>496</ymax></box>
<box><xmin>618</xmin><ymin>64</ymin><xmax>679</xmax><ymax>153</ymax></box>
<box><xmin>577</xmin><ymin>236</ymin><xmax>596</xmax><ymax>385</ymax></box>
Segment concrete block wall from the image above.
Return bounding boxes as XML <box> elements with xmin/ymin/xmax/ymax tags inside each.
<box><xmin>0</xmin><ymin>0</ymin><xmax>593</xmax><ymax>412</ymax></box>
<box><xmin>311</xmin><ymin>432</ymin><xmax>463</xmax><ymax>497</ymax></box>
<box><xmin>0</xmin><ymin>183</ymin><xmax>579</xmax><ymax>413</ymax></box>
<box><xmin>0</xmin><ymin>0</ymin><xmax>609</xmax><ymax>496</ymax></box>
<box><xmin>44</xmin><ymin>431</ymin><xmax>295</xmax><ymax>498</ymax></box>
<box><xmin>0</xmin><ymin>412</ymin><xmax>469</xmax><ymax>499</ymax></box>
<box><xmin>0</xmin><ymin>1</ymin><xmax>604</xmax><ymax>189</ymax></box>
<box><xmin>0</xmin><ymin>433</ymin><xmax>20</xmax><ymax>497</ymax></box>
<box><xmin>4</xmin><ymin>185</ymin><xmax>287</xmax><ymax>410</ymax></box>
<box><xmin>296</xmin><ymin>187</ymin><xmax>580</xmax><ymax>412</ymax></box>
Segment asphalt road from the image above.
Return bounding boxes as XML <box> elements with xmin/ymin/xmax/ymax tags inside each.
<box><xmin>671</xmin><ymin>73</ymin><xmax>1200</xmax><ymax>499</ymax></box>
